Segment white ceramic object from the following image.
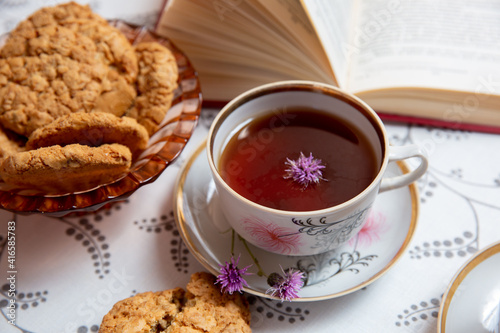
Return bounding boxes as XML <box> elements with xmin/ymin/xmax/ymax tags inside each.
<box><xmin>174</xmin><ymin>142</ymin><xmax>419</xmax><ymax>301</ymax></box>
<box><xmin>438</xmin><ymin>241</ymin><xmax>500</xmax><ymax>333</ymax></box>
<box><xmin>206</xmin><ymin>81</ymin><xmax>427</xmax><ymax>256</ymax></box>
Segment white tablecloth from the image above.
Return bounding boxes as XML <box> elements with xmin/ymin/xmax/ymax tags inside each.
<box><xmin>1</xmin><ymin>1</ymin><xmax>499</xmax><ymax>332</ymax></box>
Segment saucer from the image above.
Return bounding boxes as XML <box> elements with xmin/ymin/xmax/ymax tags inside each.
<box><xmin>438</xmin><ymin>241</ymin><xmax>500</xmax><ymax>333</ymax></box>
<box><xmin>174</xmin><ymin>140</ymin><xmax>419</xmax><ymax>301</ymax></box>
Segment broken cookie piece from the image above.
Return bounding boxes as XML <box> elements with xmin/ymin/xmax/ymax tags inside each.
<box><xmin>99</xmin><ymin>272</ymin><xmax>251</xmax><ymax>333</ymax></box>
<box><xmin>168</xmin><ymin>272</ymin><xmax>252</xmax><ymax>333</ymax></box>
<box><xmin>99</xmin><ymin>288</ymin><xmax>186</xmax><ymax>333</ymax></box>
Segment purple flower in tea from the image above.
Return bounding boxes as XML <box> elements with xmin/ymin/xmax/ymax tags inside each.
<box><xmin>266</xmin><ymin>266</ymin><xmax>305</xmax><ymax>302</ymax></box>
<box><xmin>216</xmin><ymin>255</ymin><xmax>251</xmax><ymax>294</ymax></box>
<box><xmin>284</xmin><ymin>152</ymin><xmax>326</xmax><ymax>188</ymax></box>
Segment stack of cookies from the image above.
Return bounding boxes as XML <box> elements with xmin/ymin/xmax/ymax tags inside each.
<box><xmin>99</xmin><ymin>272</ymin><xmax>252</xmax><ymax>333</ymax></box>
<box><xmin>0</xmin><ymin>2</ymin><xmax>178</xmax><ymax>194</ymax></box>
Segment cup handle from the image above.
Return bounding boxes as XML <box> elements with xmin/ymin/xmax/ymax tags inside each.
<box><xmin>379</xmin><ymin>145</ymin><xmax>428</xmax><ymax>193</ymax></box>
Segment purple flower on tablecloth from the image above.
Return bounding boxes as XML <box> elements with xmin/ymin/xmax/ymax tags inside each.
<box><xmin>349</xmin><ymin>210</ymin><xmax>387</xmax><ymax>248</ymax></box>
<box><xmin>284</xmin><ymin>152</ymin><xmax>326</xmax><ymax>189</ymax></box>
<box><xmin>216</xmin><ymin>255</ymin><xmax>251</xmax><ymax>294</ymax></box>
<box><xmin>242</xmin><ymin>217</ymin><xmax>302</xmax><ymax>255</ymax></box>
<box><xmin>266</xmin><ymin>266</ymin><xmax>305</xmax><ymax>302</ymax></box>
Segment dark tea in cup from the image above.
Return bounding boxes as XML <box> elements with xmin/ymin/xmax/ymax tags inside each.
<box><xmin>207</xmin><ymin>80</ymin><xmax>428</xmax><ymax>255</ymax></box>
<box><xmin>218</xmin><ymin>107</ymin><xmax>380</xmax><ymax>211</ymax></box>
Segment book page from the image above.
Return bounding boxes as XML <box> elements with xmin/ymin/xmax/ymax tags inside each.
<box><xmin>157</xmin><ymin>0</ymin><xmax>335</xmax><ymax>100</ymax></box>
<box><xmin>348</xmin><ymin>0</ymin><xmax>500</xmax><ymax>96</ymax></box>
<box><xmin>255</xmin><ymin>0</ymin><xmax>336</xmax><ymax>85</ymax></box>
<box><xmin>300</xmin><ymin>0</ymin><xmax>357</xmax><ymax>89</ymax></box>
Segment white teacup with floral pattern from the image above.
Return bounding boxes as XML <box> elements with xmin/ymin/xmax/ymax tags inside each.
<box><xmin>207</xmin><ymin>81</ymin><xmax>428</xmax><ymax>256</ymax></box>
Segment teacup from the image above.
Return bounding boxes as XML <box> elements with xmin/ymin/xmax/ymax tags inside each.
<box><xmin>207</xmin><ymin>81</ymin><xmax>428</xmax><ymax>256</ymax></box>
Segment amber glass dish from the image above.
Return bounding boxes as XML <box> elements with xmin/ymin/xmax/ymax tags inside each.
<box><xmin>0</xmin><ymin>21</ymin><xmax>202</xmax><ymax>216</ymax></box>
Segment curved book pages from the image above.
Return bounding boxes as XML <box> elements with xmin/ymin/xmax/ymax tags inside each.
<box><xmin>157</xmin><ymin>0</ymin><xmax>500</xmax><ymax>133</ymax></box>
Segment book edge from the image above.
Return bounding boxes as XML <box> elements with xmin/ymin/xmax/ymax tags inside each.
<box><xmin>202</xmin><ymin>100</ymin><xmax>500</xmax><ymax>134</ymax></box>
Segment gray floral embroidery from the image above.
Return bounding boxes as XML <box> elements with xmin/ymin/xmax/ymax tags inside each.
<box><xmin>292</xmin><ymin>207</ymin><xmax>370</xmax><ymax>251</ymax></box>
<box><xmin>296</xmin><ymin>250</ymin><xmax>378</xmax><ymax>286</ymax></box>
<box><xmin>395</xmin><ymin>297</ymin><xmax>441</xmax><ymax>327</ymax></box>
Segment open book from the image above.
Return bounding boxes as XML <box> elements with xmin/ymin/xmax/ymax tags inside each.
<box><xmin>156</xmin><ymin>0</ymin><xmax>500</xmax><ymax>133</ymax></box>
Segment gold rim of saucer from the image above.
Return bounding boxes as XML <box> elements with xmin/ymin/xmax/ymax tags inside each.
<box><xmin>438</xmin><ymin>240</ymin><xmax>500</xmax><ymax>332</ymax></box>
<box><xmin>174</xmin><ymin>139</ymin><xmax>420</xmax><ymax>301</ymax></box>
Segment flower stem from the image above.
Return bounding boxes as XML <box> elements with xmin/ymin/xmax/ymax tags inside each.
<box><xmin>238</xmin><ymin>234</ymin><xmax>266</xmax><ymax>277</ymax></box>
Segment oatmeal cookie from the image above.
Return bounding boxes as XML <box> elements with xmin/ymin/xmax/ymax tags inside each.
<box><xmin>0</xmin><ymin>24</ymin><xmax>98</xmax><ymax>63</ymax></box>
<box><xmin>1</xmin><ymin>2</ymin><xmax>138</xmax><ymax>83</ymax></box>
<box><xmin>1</xmin><ymin>28</ymin><xmax>135</xmax><ymax>120</ymax></box>
<box><xmin>0</xmin><ymin>143</ymin><xmax>132</xmax><ymax>194</ymax></box>
<box><xmin>60</xmin><ymin>18</ymin><xmax>138</xmax><ymax>83</ymax></box>
<box><xmin>99</xmin><ymin>272</ymin><xmax>251</xmax><ymax>333</ymax></box>
<box><xmin>94</xmin><ymin>69</ymin><xmax>137</xmax><ymax>117</ymax></box>
<box><xmin>134</xmin><ymin>42</ymin><xmax>178</xmax><ymax>93</ymax></box>
<box><xmin>168</xmin><ymin>272</ymin><xmax>251</xmax><ymax>333</ymax></box>
<box><xmin>10</xmin><ymin>2</ymin><xmax>107</xmax><ymax>29</ymax></box>
<box><xmin>26</xmin><ymin>112</ymin><xmax>149</xmax><ymax>156</ymax></box>
<box><xmin>0</xmin><ymin>54</ymin><xmax>108</xmax><ymax>136</ymax></box>
<box><xmin>0</xmin><ymin>2</ymin><xmax>105</xmax><ymax>60</ymax></box>
<box><xmin>99</xmin><ymin>288</ymin><xmax>186</xmax><ymax>333</ymax></box>
<box><xmin>126</xmin><ymin>42</ymin><xmax>178</xmax><ymax>136</ymax></box>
